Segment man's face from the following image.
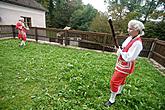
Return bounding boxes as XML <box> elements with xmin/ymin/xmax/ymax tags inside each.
<box><xmin>127</xmin><ymin>27</ymin><xmax>139</xmax><ymax>37</ymax></box>
<box><xmin>21</xmin><ymin>19</ymin><xmax>24</xmax><ymax>22</ymax></box>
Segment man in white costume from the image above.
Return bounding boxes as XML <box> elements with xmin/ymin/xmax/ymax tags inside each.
<box><xmin>105</xmin><ymin>20</ymin><xmax>145</xmax><ymax>106</ymax></box>
<box><xmin>16</xmin><ymin>17</ymin><xmax>29</xmax><ymax>47</ymax></box>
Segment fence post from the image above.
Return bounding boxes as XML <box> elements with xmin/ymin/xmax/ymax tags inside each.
<box><xmin>64</xmin><ymin>30</ymin><xmax>69</xmax><ymax>46</ymax></box>
<box><xmin>148</xmin><ymin>38</ymin><xmax>157</xmax><ymax>59</ymax></box>
<box><xmin>35</xmin><ymin>27</ymin><xmax>38</xmax><ymax>42</ymax></box>
<box><xmin>102</xmin><ymin>34</ymin><xmax>107</xmax><ymax>52</ymax></box>
<box><xmin>12</xmin><ymin>25</ymin><xmax>16</xmax><ymax>38</ymax></box>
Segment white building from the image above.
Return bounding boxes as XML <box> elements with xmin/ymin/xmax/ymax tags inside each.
<box><xmin>0</xmin><ymin>0</ymin><xmax>46</xmax><ymax>28</ymax></box>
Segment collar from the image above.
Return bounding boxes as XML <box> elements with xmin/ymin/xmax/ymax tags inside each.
<box><xmin>131</xmin><ymin>34</ymin><xmax>141</xmax><ymax>40</ymax></box>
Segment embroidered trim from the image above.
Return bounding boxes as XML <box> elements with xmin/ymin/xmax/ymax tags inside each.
<box><xmin>116</xmin><ymin>59</ymin><xmax>132</xmax><ymax>70</ymax></box>
<box><xmin>115</xmin><ymin>67</ymin><xmax>129</xmax><ymax>74</ymax></box>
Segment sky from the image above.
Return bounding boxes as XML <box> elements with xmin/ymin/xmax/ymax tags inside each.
<box><xmin>82</xmin><ymin>0</ymin><xmax>108</xmax><ymax>12</ymax></box>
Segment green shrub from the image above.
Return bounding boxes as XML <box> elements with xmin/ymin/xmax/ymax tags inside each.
<box><xmin>145</xmin><ymin>21</ymin><xmax>165</xmax><ymax>40</ymax></box>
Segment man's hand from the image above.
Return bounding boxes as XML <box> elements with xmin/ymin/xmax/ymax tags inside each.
<box><xmin>21</xmin><ymin>31</ymin><xmax>24</xmax><ymax>36</ymax></box>
<box><xmin>116</xmin><ymin>46</ymin><xmax>122</xmax><ymax>56</ymax></box>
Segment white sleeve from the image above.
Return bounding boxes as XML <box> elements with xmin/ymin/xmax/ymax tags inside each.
<box><xmin>120</xmin><ymin>41</ymin><xmax>143</xmax><ymax>62</ymax></box>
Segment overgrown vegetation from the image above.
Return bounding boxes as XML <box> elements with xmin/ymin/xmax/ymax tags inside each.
<box><xmin>145</xmin><ymin>21</ymin><xmax>165</xmax><ymax>40</ymax></box>
<box><xmin>37</xmin><ymin>0</ymin><xmax>164</xmax><ymax>40</ymax></box>
<box><xmin>0</xmin><ymin>39</ymin><xmax>165</xmax><ymax>109</ymax></box>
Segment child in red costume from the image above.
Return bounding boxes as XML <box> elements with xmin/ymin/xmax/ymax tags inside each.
<box><xmin>16</xmin><ymin>17</ymin><xmax>29</xmax><ymax>47</ymax></box>
<box><xmin>105</xmin><ymin>20</ymin><xmax>145</xmax><ymax>106</ymax></box>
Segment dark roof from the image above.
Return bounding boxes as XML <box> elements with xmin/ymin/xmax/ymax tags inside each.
<box><xmin>0</xmin><ymin>0</ymin><xmax>46</xmax><ymax>11</ymax></box>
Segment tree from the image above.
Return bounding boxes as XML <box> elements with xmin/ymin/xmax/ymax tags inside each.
<box><xmin>37</xmin><ymin>0</ymin><xmax>84</xmax><ymax>28</ymax></box>
<box><xmin>50</xmin><ymin>0</ymin><xmax>84</xmax><ymax>28</ymax></box>
<box><xmin>145</xmin><ymin>21</ymin><xmax>165</xmax><ymax>40</ymax></box>
<box><xmin>141</xmin><ymin>0</ymin><xmax>164</xmax><ymax>23</ymax></box>
<box><xmin>36</xmin><ymin>0</ymin><xmax>49</xmax><ymax>8</ymax></box>
<box><xmin>104</xmin><ymin>0</ymin><xmax>165</xmax><ymax>36</ymax></box>
<box><xmin>89</xmin><ymin>12</ymin><xmax>110</xmax><ymax>33</ymax></box>
<box><xmin>69</xmin><ymin>4</ymin><xmax>97</xmax><ymax>31</ymax></box>
<box><xmin>47</xmin><ymin>0</ymin><xmax>55</xmax><ymax>27</ymax></box>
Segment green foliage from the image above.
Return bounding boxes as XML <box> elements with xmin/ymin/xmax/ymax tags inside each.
<box><xmin>47</xmin><ymin>0</ymin><xmax>55</xmax><ymax>27</ymax></box>
<box><xmin>0</xmin><ymin>39</ymin><xmax>165</xmax><ymax>109</ymax></box>
<box><xmin>36</xmin><ymin>0</ymin><xmax>49</xmax><ymax>8</ymax></box>
<box><xmin>141</xmin><ymin>0</ymin><xmax>164</xmax><ymax>23</ymax></box>
<box><xmin>102</xmin><ymin>0</ymin><xmax>165</xmax><ymax>39</ymax></box>
<box><xmin>50</xmin><ymin>0</ymin><xmax>73</xmax><ymax>28</ymax></box>
<box><xmin>144</xmin><ymin>21</ymin><xmax>165</xmax><ymax>40</ymax></box>
<box><xmin>103</xmin><ymin>0</ymin><xmax>143</xmax><ymax>34</ymax></box>
<box><xmin>37</xmin><ymin>0</ymin><xmax>84</xmax><ymax>28</ymax></box>
<box><xmin>89</xmin><ymin>12</ymin><xmax>110</xmax><ymax>33</ymax></box>
<box><xmin>69</xmin><ymin>4</ymin><xmax>97</xmax><ymax>31</ymax></box>
<box><xmin>37</xmin><ymin>0</ymin><xmax>97</xmax><ymax>31</ymax></box>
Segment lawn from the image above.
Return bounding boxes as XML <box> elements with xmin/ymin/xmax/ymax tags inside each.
<box><xmin>0</xmin><ymin>39</ymin><xmax>165</xmax><ymax>110</ymax></box>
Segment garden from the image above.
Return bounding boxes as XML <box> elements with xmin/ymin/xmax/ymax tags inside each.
<box><xmin>0</xmin><ymin>39</ymin><xmax>165</xmax><ymax>110</ymax></box>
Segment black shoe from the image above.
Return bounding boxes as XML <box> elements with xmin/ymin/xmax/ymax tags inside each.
<box><xmin>104</xmin><ymin>100</ymin><xmax>114</xmax><ymax>106</ymax></box>
<box><xmin>116</xmin><ymin>93</ymin><xmax>122</xmax><ymax>96</ymax></box>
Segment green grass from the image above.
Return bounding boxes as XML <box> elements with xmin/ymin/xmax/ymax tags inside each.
<box><xmin>0</xmin><ymin>39</ymin><xmax>165</xmax><ymax>110</ymax></box>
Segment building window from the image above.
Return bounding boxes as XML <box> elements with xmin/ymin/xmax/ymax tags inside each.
<box><xmin>21</xmin><ymin>16</ymin><xmax>32</xmax><ymax>27</ymax></box>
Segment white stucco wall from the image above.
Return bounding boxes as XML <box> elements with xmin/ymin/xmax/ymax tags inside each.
<box><xmin>0</xmin><ymin>1</ymin><xmax>46</xmax><ymax>28</ymax></box>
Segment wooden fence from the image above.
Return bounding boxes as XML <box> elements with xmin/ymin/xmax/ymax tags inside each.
<box><xmin>0</xmin><ymin>25</ymin><xmax>164</xmax><ymax>67</ymax></box>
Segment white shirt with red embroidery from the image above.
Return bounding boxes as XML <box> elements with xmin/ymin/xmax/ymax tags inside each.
<box><xmin>118</xmin><ymin>35</ymin><xmax>143</xmax><ymax>62</ymax></box>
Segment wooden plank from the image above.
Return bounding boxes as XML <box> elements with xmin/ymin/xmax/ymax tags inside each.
<box><xmin>80</xmin><ymin>39</ymin><xmax>102</xmax><ymax>45</ymax></box>
<box><xmin>156</xmin><ymin>40</ymin><xmax>165</xmax><ymax>46</ymax></box>
<box><xmin>152</xmin><ymin>51</ymin><xmax>165</xmax><ymax>60</ymax></box>
<box><xmin>102</xmin><ymin>34</ymin><xmax>107</xmax><ymax>52</ymax></box>
<box><xmin>148</xmin><ymin>38</ymin><xmax>157</xmax><ymax>58</ymax></box>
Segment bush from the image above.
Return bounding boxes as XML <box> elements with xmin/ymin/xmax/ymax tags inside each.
<box><xmin>144</xmin><ymin>21</ymin><xmax>165</xmax><ymax>40</ymax></box>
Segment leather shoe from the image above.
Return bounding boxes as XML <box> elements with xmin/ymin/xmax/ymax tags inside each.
<box><xmin>116</xmin><ymin>93</ymin><xmax>122</xmax><ymax>96</ymax></box>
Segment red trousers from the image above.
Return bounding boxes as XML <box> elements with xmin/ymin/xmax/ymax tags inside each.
<box><xmin>18</xmin><ymin>33</ymin><xmax>26</xmax><ymax>41</ymax></box>
<box><xmin>110</xmin><ymin>70</ymin><xmax>129</xmax><ymax>92</ymax></box>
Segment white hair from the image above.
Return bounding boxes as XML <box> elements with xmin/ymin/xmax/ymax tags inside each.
<box><xmin>19</xmin><ymin>17</ymin><xmax>24</xmax><ymax>22</ymax></box>
<box><xmin>128</xmin><ymin>20</ymin><xmax>145</xmax><ymax>36</ymax></box>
